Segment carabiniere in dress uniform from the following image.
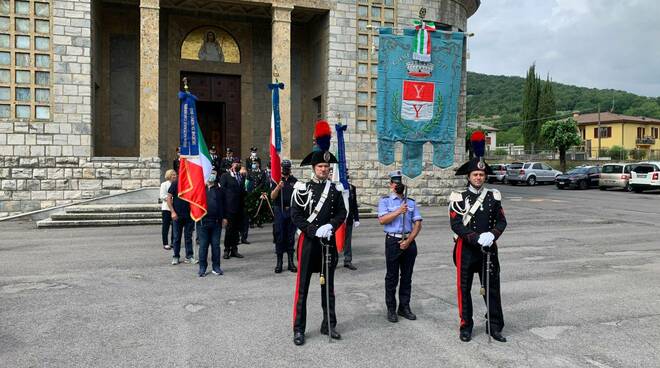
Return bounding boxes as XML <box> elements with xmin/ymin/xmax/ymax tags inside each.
<box><xmin>448</xmin><ymin>131</ymin><xmax>508</xmax><ymax>343</ymax></box>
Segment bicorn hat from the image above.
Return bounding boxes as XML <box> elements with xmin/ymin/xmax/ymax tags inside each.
<box><xmin>300</xmin><ymin>120</ymin><xmax>338</xmax><ymax>166</ymax></box>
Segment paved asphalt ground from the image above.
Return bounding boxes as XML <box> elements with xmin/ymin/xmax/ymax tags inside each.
<box><xmin>1</xmin><ymin>184</ymin><xmax>660</xmax><ymax>367</ymax></box>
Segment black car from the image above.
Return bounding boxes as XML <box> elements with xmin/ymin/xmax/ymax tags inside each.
<box><xmin>555</xmin><ymin>166</ymin><xmax>601</xmax><ymax>189</ymax></box>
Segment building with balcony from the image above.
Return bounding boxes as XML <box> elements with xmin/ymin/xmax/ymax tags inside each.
<box><xmin>574</xmin><ymin>112</ymin><xmax>660</xmax><ymax>159</ymax></box>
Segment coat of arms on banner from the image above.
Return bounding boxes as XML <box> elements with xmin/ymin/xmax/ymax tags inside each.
<box><xmin>376</xmin><ymin>27</ymin><xmax>464</xmax><ymax>178</ymax></box>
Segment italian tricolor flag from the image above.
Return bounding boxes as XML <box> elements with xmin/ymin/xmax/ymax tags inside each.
<box><xmin>412</xmin><ymin>20</ymin><xmax>436</xmax><ymax>62</ymax></box>
<box><xmin>178</xmin><ymin>91</ymin><xmax>213</xmax><ymax>222</ymax></box>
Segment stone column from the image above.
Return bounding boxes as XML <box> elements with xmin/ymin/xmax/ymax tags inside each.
<box><xmin>272</xmin><ymin>4</ymin><xmax>293</xmax><ymax>158</ymax></box>
<box><xmin>139</xmin><ymin>0</ymin><xmax>159</xmax><ymax>157</ymax></box>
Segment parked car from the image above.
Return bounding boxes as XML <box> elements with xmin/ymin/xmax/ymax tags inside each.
<box><xmin>488</xmin><ymin>164</ymin><xmax>508</xmax><ymax>183</ymax></box>
<box><xmin>629</xmin><ymin>161</ymin><xmax>660</xmax><ymax>193</ymax></box>
<box><xmin>599</xmin><ymin>163</ymin><xmax>638</xmax><ymax>191</ymax></box>
<box><xmin>555</xmin><ymin>166</ymin><xmax>601</xmax><ymax>189</ymax></box>
<box><xmin>506</xmin><ymin>162</ymin><xmax>562</xmax><ymax>186</ymax></box>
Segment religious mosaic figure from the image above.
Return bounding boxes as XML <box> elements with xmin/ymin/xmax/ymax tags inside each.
<box><xmin>198</xmin><ymin>31</ymin><xmax>224</xmax><ymax>62</ymax></box>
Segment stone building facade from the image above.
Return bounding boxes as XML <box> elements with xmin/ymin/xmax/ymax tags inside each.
<box><xmin>0</xmin><ymin>0</ymin><xmax>479</xmax><ymax>218</ymax></box>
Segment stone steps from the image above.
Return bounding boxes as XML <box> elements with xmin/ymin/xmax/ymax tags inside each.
<box><xmin>37</xmin><ymin>218</ymin><xmax>162</xmax><ymax>228</ymax></box>
<box><xmin>37</xmin><ymin>203</ymin><xmax>162</xmax><ymax>228</ymax></box>
<box><xmin>37</xmin><ymin>202</ymin><xmax>377</xmax><ymax>228</ymax></box>
<box><xmin>65</xmin><ymin>204</ymin><xmax>160</xmax><ymax>213</ymax></box>
<box><xmin>49</xmin><ymin>212</ymin><xmax>161</xmax><ymax>221</ymax></box>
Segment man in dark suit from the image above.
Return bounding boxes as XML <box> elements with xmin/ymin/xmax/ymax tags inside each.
<box><xmin>209</xmin><ymin>145</ymin><xmax>222</xmax><ymax>177</ymax></box>
<box><xmin>343</xmin><ymin>173</ymin><xmax>360</xmax><ymax>270</ymax></box>
<box><xmin>172</xmin><ymin>147</ymin><xmax>180</xmax><ymax>174</ymax></box>
<box><xmin>219</xmin><ymin>156</ymin><xmax>245</xmax><ymax>259</ymax></box>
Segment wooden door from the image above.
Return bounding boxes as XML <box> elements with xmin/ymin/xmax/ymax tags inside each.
<box><xmin>181</xmin><ymin>73</ymin><xmax>241</xmax><ymax>155</ymax></box>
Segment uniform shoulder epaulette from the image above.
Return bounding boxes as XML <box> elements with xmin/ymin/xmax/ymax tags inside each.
<box><xmin>448</xmin><ymin>191</ymin><xmax>464</xmax><ymax>202</ymax></box>
<box><xmin>293</xmin><ymin>181</ymin><xmax>307</xmax><ymax>191</ymax></box>
<box><xmin>489</xmin><ymin>188</ymin><xmax>502</xmax><ymax>201</ymax></box>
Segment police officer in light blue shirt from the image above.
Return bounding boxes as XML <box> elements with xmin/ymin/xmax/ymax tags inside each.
<box><xmin>377</xmin><ymin>170</ymin><xmax>423</xmax><ymax>323</ymax></box>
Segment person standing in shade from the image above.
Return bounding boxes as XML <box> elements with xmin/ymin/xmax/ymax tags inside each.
<box><xmin>220</xmin><ymin>147</ymin><xmax>234</xmax><ymax>175</ymax></box>
<box><xmin>377</xmin><ymin>170</ymin><xmax>422</xmax><ymax>323</ymax></box>
<box><xmin>343</xmin><ymin>173</ymin><xmax>360</xmax><ymax>270</ymax></box>
<box><xmin>271</xmin><ymin>159</ymin><xmax>297</xmax><ymax>273</ymax></box>
<box><xmin>160</xmin><ymin>169</ymin><xmax>177</xmax><ymax>250</ymax></box>
<box><xmin>219</xmin><ymin>157</ymin><xmax>245</xmax><ymax>259</ymax></box>
<box><xmin>167</xmin><ymin>177</ymin><xmax>197</xmax><ymax>265</ymax></box>
<box><xmin>208</xmin><ymin>144</ymin><xmax>222</xmax><ymax>177</ymax></box>
<box><xmin>173</xmin><ymin>147</ymin><xmax>181</xmax><ymax>174</ymax></box>
<box><xmin>197</xmin><ymin>169</ymin><xmax>226</xmax><ymax>277</ymax></box>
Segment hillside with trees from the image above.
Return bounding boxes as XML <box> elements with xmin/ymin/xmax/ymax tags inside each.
<box><xmin>466</xmin><ymin>71</ymin><xmax>660</xmax><ymax>145</ymax></box>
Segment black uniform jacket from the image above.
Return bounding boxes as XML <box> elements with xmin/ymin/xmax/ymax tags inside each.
<box><xmin>219</xmin><ymin>171</ymin><xmax>245</xmax><ymax>216</ymax></box>
<box><xmin>449</xmin><ymin>189</ymin><xmax>507</xmax><ymax>248</ymax></box>
<box><xmin>291</xmin><ymin>181</ymin><xmax>347</xmax><ymax>240</ymax></box>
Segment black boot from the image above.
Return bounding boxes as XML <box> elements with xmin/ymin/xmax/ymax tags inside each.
<box><xmin>223</xmin><ymin>249</ymin><xmax>231</xmax><ymax>259</ymax></box>
<box><xmin>460</xmin><ymin>329</ymin><xmax>472</xmax><ymax>342</ymax></box>
<box><xmin>287</xmin><ymin>253</ymin><xmax>297</xmax><ymax>272</ymax></box>
<box><xmin>320</xmin><ymin>326</ymin><xmax>341</xmax><ymax>340</ymax></box>
<box><xmin>387</xmin><ymin>309</ymin><xmax>398</xmax><ymax>323</ymax></box>
<box><xmin>275</xmin><ymin>254</ymin><xmax>283</xmax><ymax>273</ymax></box>
<box><xmin>397</xmin><ymin>305</ymin><xmax>417</xmax><ymax>320</ymax></box>
<box><xmin>486</xmin><ymin>326</ymin><xmax>507</xmax><ymax>342</ymax></box>
<box><xmin>293</xmin><ymin>331</ymin><xmax>305</xmax><ymax>346</ymax></box>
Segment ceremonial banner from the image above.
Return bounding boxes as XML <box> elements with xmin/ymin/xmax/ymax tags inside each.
<box><xmin>269</xmin><ymin>82</ymin><xmax>284</xmax><ymax>183</ymax></box>
<box><xmin>178</xmin><ymin>91</ymin><xmax>213</xmax><ymax>221</ymax></box>
<box><xmin>334</xmin><ymin>123</ymin><xmax>350</xmax><ymax>253</ymax></box>
<box><xmin>377</xmin><ymin>27</ymin><xmax>464</xmax><ymax>178</ymax></box>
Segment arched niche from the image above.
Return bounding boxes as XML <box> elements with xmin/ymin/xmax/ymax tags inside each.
<box><xmin>180</xmin><ymin>26</ymin><xmax>240</xmax><ymax>63</ymax></box>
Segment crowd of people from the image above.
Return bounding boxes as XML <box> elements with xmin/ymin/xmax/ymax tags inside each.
<box><xmin>159</xmin><ymin>145</ymin><xmax>360</xmax><ymax>277</ymax></box>
<box><xmin>159</xmin><ymin>130</ymin><xmax>508</xmax><ymax>346</ymax></box>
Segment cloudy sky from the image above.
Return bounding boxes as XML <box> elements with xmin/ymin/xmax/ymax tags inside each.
<box><xmin>466</xmin><ymin>0</ymin><xmax>660</xmax><ymax>97</ymax></box>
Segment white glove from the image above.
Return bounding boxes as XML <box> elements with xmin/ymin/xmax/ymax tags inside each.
<box><xmin>315</xmin><ymin>224</ymin><xmax>333</xmax><ymax>239</ymax></box>
<box><xmin>354</xmin><ymin>221</ymin><xmax>360</xmax><ymax>228</ymax></box>
<box><xmin>478</xmin><ymin>232</ymin><xmax>495</xmax><ymax>248</ymax></box>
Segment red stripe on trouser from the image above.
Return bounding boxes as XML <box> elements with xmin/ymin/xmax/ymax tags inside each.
<box><xmin>292</xmin><ymin>233</ymin><xmax>305</xmax><ymax>327</ymax></box>
<box><xmin>456</xmin><ymin>238</ymin><xmax>465</xmax><ymax>328</ymax></box>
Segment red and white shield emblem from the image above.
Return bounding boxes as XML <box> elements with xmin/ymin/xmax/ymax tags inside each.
<box><xmin>401</xmin><ymin>80</ymin><xmax>435</xmax><ymax>121</ymax></box>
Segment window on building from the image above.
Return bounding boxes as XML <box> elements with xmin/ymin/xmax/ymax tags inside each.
<box><xmin>593</xmin><ymin>126</ymin><xmax>612</xmax><ymax>138</ymax></box>
<box><xmin>0</xmin><ymin>0</ymin><xmax>51</xmax><ymax>120</ymax></box>
<box><xmin>637</xmin><ymin>127</ymin><xmax>645</xmax><ymax>138</ymax></box>
<box><xmin>651</xmin><ymin>127</ymin><xmax>659</xmax><ymax>139</ymax></box>
<box><xmin>313</xmin><ymin>95</ymin><xmax>322</xmax><ymax>120</ymax></box>
<box><xmin>356</xmin><ymin>0</ymin><xmax>396</xmax><ymax>132</ymax></box>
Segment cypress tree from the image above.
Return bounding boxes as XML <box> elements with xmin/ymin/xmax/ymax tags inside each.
<box><xmin>521</xmin><ymin>64</ymin><xmax>540</xmax><ymax>150</ymax></box>
<box><xmin>537</xmin><ymin>74</ymin><xmax>557</xmax><ymax>148</ymax></box>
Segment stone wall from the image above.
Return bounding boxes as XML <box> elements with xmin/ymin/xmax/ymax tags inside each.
<box><xmin>0</xmin><ymin>0</ymin><xmax>158</xmax><ymax>218</ymax></box>
<box><xmin>322</xmin><ymin>0</ymin><xmax>471</xmax><ymax>207</ymax></box>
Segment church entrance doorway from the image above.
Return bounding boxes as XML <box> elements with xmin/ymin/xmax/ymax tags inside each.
<box><xmin>180</xmin><ymin>72</ymin><xmax>241</xmax><ymax>155</ymax></box>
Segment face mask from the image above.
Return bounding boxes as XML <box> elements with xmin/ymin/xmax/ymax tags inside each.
<box><xmin>394</xmin><ymin>183</ymin><xmax>405</xmax><ymax>195</ymax></box>
<box><xmin>208</xmin><ymin>173</ymin><xmax>217</xmax><ymax>182</ymax></box>
<box><xmin>282</xmin><ymin>168</ymin><xmax>291</xmax><ymax>176</ymax></box>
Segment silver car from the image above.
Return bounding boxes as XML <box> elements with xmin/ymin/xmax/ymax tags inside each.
<box><xmin>506</xmin><ymin>162</ymin><xmax>562</xmax><ymax>186</ymax></box>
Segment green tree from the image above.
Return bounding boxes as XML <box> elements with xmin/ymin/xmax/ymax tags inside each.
<box><xmin>540</xmin><ymin>118</ymin><xmax>582</xmax><ymax>172</ymax></box>
<box><xmin>537</xmin><ymin>74</ymin><xmax>557</xmax><ymax>148</ymax></box>
<box><xmin>521</xmin><ymin>64</ymin><xmax>541</xmax><ymax>150</ymax></box>
<box><xmin>608</xmin><ymin>145</ymin><xmax>627</xmax><ymax>160</ymax></box>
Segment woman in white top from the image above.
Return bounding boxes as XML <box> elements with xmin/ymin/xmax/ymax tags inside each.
<box><xmin>160</xmin><ymin>169</ymin><xmax>177</xmax><ymax>250</ymax></box>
